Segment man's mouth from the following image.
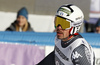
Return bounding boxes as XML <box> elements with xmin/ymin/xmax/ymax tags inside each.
<box><xmin>57</xmin><ymin>32</ymin><xmax>63</xmax><ymax>35</ymax></box>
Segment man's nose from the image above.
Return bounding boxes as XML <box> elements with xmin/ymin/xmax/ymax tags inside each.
<box><xmin>57</xmin><ymin>24</ymin><xmax>62</xmax><ymax>29</ymax></box>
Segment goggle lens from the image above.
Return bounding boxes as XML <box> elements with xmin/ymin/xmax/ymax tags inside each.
<box><xmin>55</xmin><ymin>16</ymin><xmax>71</xmax><ymax>29</ymax></box>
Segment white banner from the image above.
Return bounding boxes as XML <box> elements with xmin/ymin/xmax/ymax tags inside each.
<box><xmin>89</xmin><ymin>0</ymin><xmax>100</xmax><ymax>18</ymax></box>
<box><xmin>93</xmin><ymin>48</ymin><xmax>100</xmax><ymax>65</ymax></box>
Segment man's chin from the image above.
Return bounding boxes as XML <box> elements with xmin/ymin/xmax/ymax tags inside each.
<box><xmin>57</xmin><ymin>36</ymin><xmax>63</xmax><ymax>39</ymax></box>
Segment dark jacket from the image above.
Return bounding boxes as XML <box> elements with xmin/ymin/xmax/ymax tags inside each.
<box><xmin>6</xmin><ymin>21</ymin><xmax>34</xmax><ymax>31</ymax></box>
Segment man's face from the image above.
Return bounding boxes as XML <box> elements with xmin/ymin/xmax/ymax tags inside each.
<box><xmin>56</xmin><ymin>25</ymin><xmax>70</xmax><ymax>40</ymax></box>
<box><xmin>96</xmin><ymin>26</ymin><xmax>100</xmax><ymax>33</ymax></box>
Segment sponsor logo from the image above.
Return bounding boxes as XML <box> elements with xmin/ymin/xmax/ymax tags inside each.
<box><xmin>55</xmin><ymin>45</ymin><xmax>69</xmax><ymax>61</ymax></box>
<box><xmin>59</xmin><ymin>8</ymin><xmax>72</xmax><ymax>16</ymax></box>
<box><xmin>56</xmin><ymin>61</ymin><xmax>60</xmax><ymax>65</ymax></box>
<box><xmin>58</xmin><ymin>5</ymin><xmax>74</xmax><ymax>16</ymax></box>
<box><xmin>76</xmin><ymin>16</ymin><xmax>82</xmax><ymax>20</ymax></box>
<box><xmin>85</xmin><ymin>47</ymin><xmax>91</xmax><ymax>63</ymax></box>
<box><xmin>72</xmin><ymin>51</ymin><xmax>83</xmax><ymax>60</ymax></box>
<box><xmin>60</xmin><ymin>12</ymin><xmax>64</xmax><ymax>16</ymax></box>
<box><xmin>55</xmin><ymin>55</ymin><xmax>64</xmax><ymax>65</ymax></box>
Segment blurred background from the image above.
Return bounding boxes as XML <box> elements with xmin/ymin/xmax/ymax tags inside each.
<box><xmin>0</xmin><ymin>0</ymin><xmax>100</xmax><ymax>65</ymax></box>
<box><xmin>0</xmin><ymin>0</ymin><xmax>92</xmax><ymax>32</ymax></box>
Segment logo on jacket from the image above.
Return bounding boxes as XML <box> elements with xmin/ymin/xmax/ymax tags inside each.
<box><xmin>72</xmin><ymin>51</ymin><xmax>83</xmax><ymax>60</ymax></box>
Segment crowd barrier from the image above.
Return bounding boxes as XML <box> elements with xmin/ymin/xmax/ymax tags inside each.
<box><xmin>0</xmin><ymin>31</ymin><xmax>55</xmax><ymax>46</ymax></box>
<box><xmin>0</xmin><ymin>31</ymin><xmax>100</xmax><ymax>65</ymax></box>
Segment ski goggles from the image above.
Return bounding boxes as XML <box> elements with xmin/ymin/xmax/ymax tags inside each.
<box><xmin>55</xmin><ymin>16</ymin><xmax>71</xmax><ymax>30</ymax></box>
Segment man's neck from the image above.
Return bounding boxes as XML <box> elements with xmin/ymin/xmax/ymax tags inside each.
<box><xmin>62</xmin><ymin>35</ymin><xmax>74</xmax><ymax>41</ymax></box>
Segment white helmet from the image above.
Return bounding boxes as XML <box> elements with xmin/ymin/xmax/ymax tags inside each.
<box><xmin>55</xmin><ymin>4</ymin><xmax>84</xmax><ymax>35</ymax></box>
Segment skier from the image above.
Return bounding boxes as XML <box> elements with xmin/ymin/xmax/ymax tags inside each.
<box><xmin>37</xmin><ymin>4</ymin><xmax>95</xmax><ymax>65</ymax></box>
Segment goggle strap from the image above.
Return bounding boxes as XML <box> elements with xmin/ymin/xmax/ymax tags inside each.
<box><xmin>72</xmin><ymin>27</ymin><xmax>75</xmax><ymax>34</ymax></box>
